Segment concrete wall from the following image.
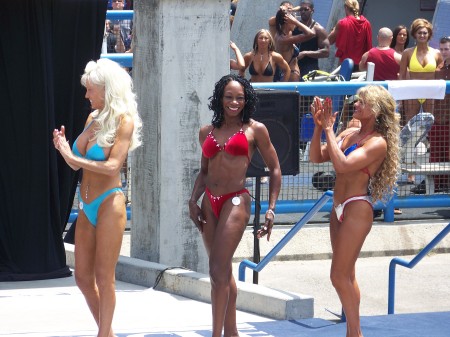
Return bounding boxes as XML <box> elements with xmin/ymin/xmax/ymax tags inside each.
<box><xmin>362</xmin><ymin>0</ymin><xmax>434</xmax><ymax>45</ymax></box>
<box><xmin>131</xmin><ymin>0</ymin><xmax>229</xmax><ymax>273</ymax></box>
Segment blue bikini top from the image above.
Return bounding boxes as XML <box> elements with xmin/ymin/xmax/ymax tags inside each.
<box><xmin>72</xmin><ymin>121</ymin><xmax>106</xmax><ymax>161</ymax></box>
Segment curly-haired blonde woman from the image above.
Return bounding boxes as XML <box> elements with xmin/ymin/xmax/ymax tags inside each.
<box><xmin>310</xmin><ymin>85</ymin><xmax>399</xmax><ymax>337</ymax></box>
<box><xmin>53</xmin><ymin>58</ymin><xmax>142</xmax><ymax>337</ymax></box>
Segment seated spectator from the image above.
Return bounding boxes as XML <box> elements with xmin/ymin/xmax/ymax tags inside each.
<box><xmin>240</xmin><ymin>29</ymin><xmax>291</xmax><ymax>82</ymax></box>
<box><xmin>359</xmin><ymin>27</ymin><xmax>401</xmax><ymax>80</ymax></box>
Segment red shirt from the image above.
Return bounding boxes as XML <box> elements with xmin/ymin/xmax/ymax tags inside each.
<box><xmin>335</xmin><ymin>15</ymin><xmax>372</xmax><ymax>65</ymax></box>
<box><xmin>366</xmin><ymin>48</ymin><xmax>399</xmax><ymax>80</ymax></box>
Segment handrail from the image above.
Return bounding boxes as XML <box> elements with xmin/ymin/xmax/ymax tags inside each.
<box><xmin>387</xmin><ymin>221</ymin><xmax>450</xmax><ymax>314</ymax></box>
<box><xmin>238</xmin><ymin>190</ymin><xmax>333</xmax><ymax>282</ymax></box>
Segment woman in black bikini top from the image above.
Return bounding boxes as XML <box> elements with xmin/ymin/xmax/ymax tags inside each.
<box><xmin>239</xmin><ymin>29</ymin><xmax>290</xmax><ymax>82</ymax></box>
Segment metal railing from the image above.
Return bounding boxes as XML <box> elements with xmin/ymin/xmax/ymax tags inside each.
<box><xmin>98</xmin><ymin>10</ymin><xmax>450</xmax><ymax>225</ymax></box>
<box><xmin>387</xmin><ymin>222</ymin><xmax>450</xmax><ymax>314</ymax></box>
<box><xmin>238</xmin><ymin>191</ymin><xmax>334</xmax><ymax>282</ymax></box>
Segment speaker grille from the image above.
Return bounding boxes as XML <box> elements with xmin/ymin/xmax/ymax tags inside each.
<box><xmin>247</xmin><ymin>90</ymin><xmax>300</xmax><ymax>177</ymax></box>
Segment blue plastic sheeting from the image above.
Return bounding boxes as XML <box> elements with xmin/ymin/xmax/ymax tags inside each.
<box><xmin>100</xmin><ymin>53</ymin><xmax>133</xmax><ymax>67</ymax></box>
<box><xmin>105</xmin><ymin>10</ymin><xmax>133</xmax><ymax>21</ymax></box>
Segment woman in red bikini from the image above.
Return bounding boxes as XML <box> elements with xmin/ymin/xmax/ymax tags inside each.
<box><xmin>189</xmin><ymin>74</ymin><xmax>281</xmax><ymax>337</ymax></box>
<box><xmin>310</xmin><ymin>85</ymin><xmax>399</xmax><ymax>337</ymax></box>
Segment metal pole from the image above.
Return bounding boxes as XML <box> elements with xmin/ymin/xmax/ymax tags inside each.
<box><xmin>252</xmin><ymin>178</ymin><xmax>261</xmax><ymax>284</ymax></box>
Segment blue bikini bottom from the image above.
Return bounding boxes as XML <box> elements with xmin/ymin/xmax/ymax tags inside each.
<box><xmin>79</xmin><ymin>187</ymin><xmax>123</xmax><ymax>226</ymax></box>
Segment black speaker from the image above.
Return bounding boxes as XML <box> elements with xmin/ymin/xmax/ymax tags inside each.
<box><xmin>247</xmin><ymin>90</ymin><xmax>300</xmax><ymax>177</ymax></box>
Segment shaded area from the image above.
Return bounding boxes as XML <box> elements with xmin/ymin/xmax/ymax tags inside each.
<box><xmin>0</xmin><ymin>0</ymin><xmax>106</xmax><ymax>281</ymax></box>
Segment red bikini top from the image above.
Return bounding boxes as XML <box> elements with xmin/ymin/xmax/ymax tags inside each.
<box><xmin>202</xmin><ymin>127</ymin><xmax>249</xmax><ymax>160</ymax></box>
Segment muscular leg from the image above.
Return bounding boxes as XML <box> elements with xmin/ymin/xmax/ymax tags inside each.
<box><xmin>329</xmin><ymin>202</ymin><xmax>372</xmax><ymax>337</ymax></box>
<box><xmin>74</xmin><ymin>213</ymin><xmax>100</xmax><ymax>326</ymax></box>
<box><xmin>74</xmin><ymin>192</ymin><xmax>125</xmax><ymax>337</ymax></box>
<box><xmin>95</xmin><ymin>192</ymin><xmax>126</xmax><ymax>337</ymax></box>
<box><xmin>201</xmin><ymin>193</ymin><xmax>250</xmax><ymax>337</ymax></box>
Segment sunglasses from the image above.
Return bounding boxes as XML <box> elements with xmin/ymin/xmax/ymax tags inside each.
<box><xmin>440</xmin><ymin>36</ymin><xmax>450</xmax><ymax>43</ymax></box>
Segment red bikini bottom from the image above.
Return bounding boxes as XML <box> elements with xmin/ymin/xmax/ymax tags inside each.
<box><xmin>205</xmin><ymin>187</ymin><xmax>249</xmax><ymax>218</ymax></box>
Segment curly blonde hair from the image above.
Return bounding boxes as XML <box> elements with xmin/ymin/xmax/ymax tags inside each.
<box><xmin>357</xmin><ymin>85</ymin><xmax>400</xmax><ymax>202</ymax></box>
<box><xmin>81</xmin><ymin>58</ymin><xmax>142</xmax><ymax>151</ymax></box>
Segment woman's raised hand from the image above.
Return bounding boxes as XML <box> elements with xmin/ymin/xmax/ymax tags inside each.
<box><xmin>321</xmin><ymin>97</ymin><xmax>338</xmax><ymax>130</ymax></box>
<box><xmin>311</xmin><ymin>96</ymin><xmax>323</xmax><ymax>127</ymax></box>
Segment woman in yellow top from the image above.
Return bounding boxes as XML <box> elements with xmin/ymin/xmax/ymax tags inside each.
<box><xmin>399</xmin><ymin>18</ymin><xmax>443</xmax><ymax>124</ymax></box>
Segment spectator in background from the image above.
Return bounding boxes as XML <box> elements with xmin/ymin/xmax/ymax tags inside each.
<box><xmin>412</xmin><ymin>36</ymin><xmax>450</xmax><ymax>194</ymax></box>
<box><xmin>274</xmin><ymin>8</ymin><xmax>315</xmax><ymax>81</ymax></box>
<box><xmin>269</xmin><ymin>1</ymin><xmax>295</xmax><ymax>40</ymax></box>
<box><xmin>294</xmin><ymin>0</ymin><xmax>330</xmax><ymax>80</ymax></box>
<box><xmin>230</xmin><ymin>0</ymin><xmax>238</xmax><ymax>16</ymax></box>
<box><xmin>328</xmin><ymin>0</ymin><xmax>372</xmax><ymax>71</ymax></box>
<box><xmin>109</xmin><ymin>0</ymin><xmax>132</xmax><ymax>52</ymax></box>
<box><xmin>104</xmin><ymin>19</ymin><xmax>125</xmax><ymax>53</ymax></box>
<box><xmin>239</xmin><ymin>29</ymin><xmax>291</xmax><ymax>82</ymax></box>
<box><xmin>399</xmin><ymin>18</ymin><xmax>443</xmax><ymax>124</ymax></box>
<box><xmin>390</xmin><ymin>25</ymin><xmax>410</xmax><ymax>54</ymax></box>
<box><xmin>230</xmin><ymin>41</ymin><xmax>245</xmax><ymax>71</ymax></box>
<box><xmin>108</xmin><ymin>0</ymin><xmax>132</xmax><ymax>10</ymax></box>
<box><xmin>399</xmin><ymin>19</ymin><xmax>443</xmax><ymax>188</ymax></box>
<box><xmin>359</xmin><ymin>27</ymin><xmax>401</xmax><ymax>80</ymax></box>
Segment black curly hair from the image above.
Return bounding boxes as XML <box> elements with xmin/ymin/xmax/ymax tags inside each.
<box><xmin>208</xmin><ymin>74</ymin><xmax>258</xmax><ymax>128</ymax></box>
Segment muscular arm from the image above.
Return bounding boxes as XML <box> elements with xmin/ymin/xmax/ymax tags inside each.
<box><xmin>230</xmin><ymin>41</ymin><xmax>245</xmax><ymax>71</ymax></box>
<box><xmin>309</xmin><ymin>97</ymin><xmax>331</xmax><ymax>163</ymax></box>
<box><xmin>359</xmin><ymin>51</ymin><xmax>369</xmax><ymax>71</ymax></box>
<box><xmin>319</xmin><ymin>98</ymin><xmax>387</xmax><ymax>174</ymax></box>
<box><xmin>55</xmin><ymin>116</ymin><xmax>134</xmax><ymax>176</ymax></box>
<box><xmin>252</xmin><ymin>121</ymin><xmax>281</xmax><ymax>211</ymax></box>
<box><xmin>328</xmin><ymin>24</ymin><xmax>338</xmax><ymax>45</ymax></box>
<box><xmin>273</xmin><ymin>52</ymin><xmax>291</xmax><ymax>82</ymax></box>
<box><xmin>239</xmin><ymin>52</ymin><xmax>253</xmax><ymax>78</ymax></box>
<box><xmin>189</xmin><ymin>126</ymin><xmax>211</xmax><ymax>230</ymax></box>
<box><xmin>398</xmin><ymin>49</ymin><xmax>411</xmax><ymax>80</ymax></box>
<box><xmin>299</xmin><ymin>25</ymin><xmax>330</xmax><ymax>59</ymax></box>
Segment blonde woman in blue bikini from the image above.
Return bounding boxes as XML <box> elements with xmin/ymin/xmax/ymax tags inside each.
<box><xmin>53</xmin><ymin>58</ymin><xmax>142</xmax><ymax>337</ymax></box>
<box><xmin>310</xmin><ymin>86</ymin><xmax>399</xmax><ymax>337</ymax></box>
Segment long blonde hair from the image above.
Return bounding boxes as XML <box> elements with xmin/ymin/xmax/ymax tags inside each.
<box><xmin>81</xmin><ymin>58</ymin><xmax>142</xmax><ymax>151</ymax></box>
<box><xmin>357</xmin><ymin>85</ymin><xmax>400</xmax><ymax>202</ymax></box>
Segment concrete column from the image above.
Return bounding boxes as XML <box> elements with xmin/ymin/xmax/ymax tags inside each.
<box><xmin>131</xmin><ymin>0</ymin><xmax>229</xmax><ymax>273</ymax></box>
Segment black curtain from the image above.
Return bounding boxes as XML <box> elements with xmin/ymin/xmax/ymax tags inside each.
<box><xmin>0</xmin><ymin>0</ymin><xmax>107</xmax><ymax>281</ymax></box>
